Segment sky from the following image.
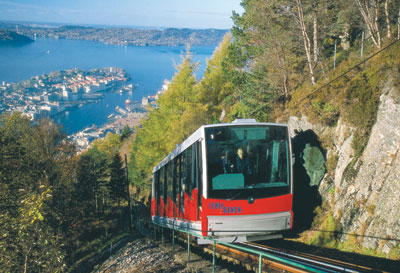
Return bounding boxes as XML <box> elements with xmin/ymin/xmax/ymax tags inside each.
<box><xmin>0</xmin><ymin>0</ymin><xmax>244</xmax><ymax>29</ymax></box>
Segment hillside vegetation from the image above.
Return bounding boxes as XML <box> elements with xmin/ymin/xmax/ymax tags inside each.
<box><xmin>127</xmin><ymin>0</ymin><xmax>400</xmax><ymax>259</ymax></box>
<box><xmin>0</xmin><ymin>114</ymin><xmax>133</xmax><ymax>272</ymax></box>
<box><xmin>128</xmin><ymin>0</ymin><xmax>400</xmax><ymax>194</ymax></box>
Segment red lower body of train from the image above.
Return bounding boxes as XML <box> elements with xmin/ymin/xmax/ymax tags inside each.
<box><xmin>151</xmin><ymin>190</ymin><xmax>292</xmax><ymax>244</ymax></box>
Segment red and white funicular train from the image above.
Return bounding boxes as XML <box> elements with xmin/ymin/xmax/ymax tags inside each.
<box><xmin>151</xmin><ymin>119</ymin><xmax>293</xmax><ymax>244</ymax></box>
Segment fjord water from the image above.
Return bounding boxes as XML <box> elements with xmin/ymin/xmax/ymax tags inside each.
<box><xmin>0</xmin><ymin>38</ymin><xmax>214</xmax><ymax>134</ymax></box>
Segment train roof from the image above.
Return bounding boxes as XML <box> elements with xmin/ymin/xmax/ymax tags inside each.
<box><xmin>152</xmin><ymin>119</ymin><xmax>288</xmax><ymax>173</ymax></box>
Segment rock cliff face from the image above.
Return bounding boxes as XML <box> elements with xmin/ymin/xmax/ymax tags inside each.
<box><xmin>287</xmin><ymin>76</ymin><xmax>400</xmax><ymax>256</ymax></box>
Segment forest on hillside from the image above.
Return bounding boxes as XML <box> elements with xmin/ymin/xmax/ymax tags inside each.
<box><xmin>1</xmin><ymin>0</ymin><xmax>400</xmax><ymax>271</ymax></box>
<box><xmin>129</xmin><ymin>0</ymin><xmax>400</xmax><ymax>193</ymax></box>
<box><xmin>0</xmin><ymin>113</ymin><xmax>132</xmax><ymax>272</ymax></box>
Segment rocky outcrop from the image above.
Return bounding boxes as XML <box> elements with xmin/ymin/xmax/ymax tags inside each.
<box><xmin>287</xmin><ymin>77</ymin><xmax>400</xmax><ymax>256</ymax></box>
<box><xmin>335</xmin><ymin>78</ymin><xmax>400</xmax><ymax>253</ymax></box>
<box><xmin>92</xmin><ymin>238</ymin><xmax>187</xmax><ymax>272</ymax></box>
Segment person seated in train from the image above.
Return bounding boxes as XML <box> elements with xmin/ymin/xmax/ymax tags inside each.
<box><xmin>215</xmin><ymin>148</ymin><xmax>231</xmax><ymax>174</ymax></box>
<box><xmin>232</xmin><ymin>147</ymin><xmax>252</xmax><ymax>175</ymax></box>
<box><xmin>220</xmin><ymin>153</ymin><xmax>228</xmax><ymax>174</ymax></box>
<box><xmin>209</xmin><ymin>148</ymin><xmax>229</xmax><ymax>177</ymax></box>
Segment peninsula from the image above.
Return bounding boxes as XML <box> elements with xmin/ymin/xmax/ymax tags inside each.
<box><xmin>0</xmin><ymin>30</ymin><xmax>33</xmax><ymax>45</ymax></box>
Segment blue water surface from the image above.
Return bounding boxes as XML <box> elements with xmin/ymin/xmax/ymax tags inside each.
<box><xmin>0</xmin><ymin>38</ymin><xmax>215</xmax><ymax>134</ymax></box>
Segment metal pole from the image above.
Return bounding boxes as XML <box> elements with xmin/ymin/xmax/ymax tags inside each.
<box><xmin>333</xmin><ymin>39</ymin><xmax>337</xmax><ymax>70</ymax></box>
<box><xmin>172</xmin><ymin>227</ymin><xmax>175</xmax><ymax>257</ymax></box>
<box><xmin>154</xmin><ymin>224</ymin><xmax>156</xmax><ymax>240</ymax></box>
<box><xmin>124</xmin><ymin>154</ymin><xmax>132</xmax><ymax>232</ymax></box>
<box><xmin>212</xmin><ymin>241</ymin><xmax>216</xmax><ymax>273</ymax></box>
<box><xmin>187</xmin><ymin>234</ymin><xmax>191</xmax><ymax>262</ymax></box>
<box><xmin>361</xmin><ymin>31</ymin><xmax>365</xmax><ymax>58</ymax></box>
<box><xmin>162</xmin><ymin>226</ymin><xmax>164</xmax><ymax>245</ymax></box>
<box><xmin>259</xmin><ymin>253</ymin><xmax>263</xmax><ymax>273</ymax></box>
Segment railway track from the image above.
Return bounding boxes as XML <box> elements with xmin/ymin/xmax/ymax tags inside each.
<box><xmin>202</xmin><ymin>240</ymin><xmax>395</xmax><ymax>272</ymax></box>
<box><xmin>146</xmin><ymin>223</ymin><xmax>398</xmax><ymax>272</ymax></box>
<box><xmin>240</xmin><ymin>242</ymin><xmax>379</xmax><ymax>272</ymax></box>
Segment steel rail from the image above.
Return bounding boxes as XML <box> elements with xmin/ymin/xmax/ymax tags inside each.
<box><xmin>136</xmin><ymin>218</ymin><xmax>377</xmax><ymax>272</ymax></box>
<box><xmin>241</xmin><ymin>242</ymin><xmax>361</xmax><ymax>273</ymax></box>
<box><xmin>249</xmin><ymin>243</ymin><xmax>377</xmax><ymax>272</ymax></box>
<box><xmin>152</xmin><ymin>221</ymin><xmax>327</xmax><ymax>272</ymax></box>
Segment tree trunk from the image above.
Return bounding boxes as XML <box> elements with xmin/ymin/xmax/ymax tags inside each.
<box><xmin>374</xmin><ymin>0</ymin><xmax>382</xmax><ymax>47</ymax></box>
<box><xmin>385</xmin><ymin>0</ymin><xmax>391</xmax><ymax>39</ymax></box>
<box><xmin>274</xmin><ymin>43</ymin><xmax>290</xmax><ymax>97</ymax></box>
<box><xmin>313</xmin><ymin>8</ymin><xmax>318</xmax><ymax>62</ymax></box>
<box><xmin>354</xmin><ymin>0</ymin><xmax>381</xmax><ymax>48</ymax></box>
<box><xmin>296</xmin><ymin>0</ymin><xmax>316</xmax><ymax>85</ymax></box>
<box><xmin>24</xmin><ymin>255</ymin><xmax>28</xmax><ymax>273</ymax></box>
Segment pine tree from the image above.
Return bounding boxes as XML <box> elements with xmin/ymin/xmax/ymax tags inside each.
<box><xmin>120</xmin><ymin>125</ymin><xmax>132</xmax><ymax>141</ymax></box>
<box><xmin>108</xmin><ymin>152</ymin><xmax>127</xmax><ymax>207</ymax></box>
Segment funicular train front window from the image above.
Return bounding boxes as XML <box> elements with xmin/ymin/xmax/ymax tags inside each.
<box><xmin>205</xmin><ymin>125</ymin><xmax>290</xmax><ymax>199</ymax></box>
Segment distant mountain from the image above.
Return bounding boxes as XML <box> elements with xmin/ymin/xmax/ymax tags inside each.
<box><xmin>3</xmin><ymin>24</ymin><xmax>228</xmax><ymax>46</ymax></box>
<box><xmin>0</xmin><ymin>30</ymin><xmax>33</xmax><ymax>45</ymax></box>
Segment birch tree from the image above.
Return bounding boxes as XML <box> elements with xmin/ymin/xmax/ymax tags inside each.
<box><xmin>384</xmin><ymin>0</ymin><xmax>391</xmax><ymax>38</ymax></box>
<box><xmin>295</xmin><ymin>0</ymin><xmax>316</xmax><ymax>84</ymax></box>
<box><xmin>354</xmin><ymin>0</ymin><xmax>382</xmax><ymax>48</ymax></box>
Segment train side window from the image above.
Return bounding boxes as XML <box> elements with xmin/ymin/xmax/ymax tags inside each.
<box><xmin>196</xmin><ymin>141</ymin><xmax>202</xmax><ymax>207</ymax></box>
<box><xmin>179</xmin><ymin>153</ymin><xmax>185</xmax><ymax>213</ymax></box>
<box><xmin>192</xmin><ymin>144</ymin><xmax>196</xmax><ymax>191</ymax></box>
<box><xmin>159</xmin><ymin>166</ymin><xmax>165</xmax><ymax>216</ymax></box>
<box><xmin>185</xmin><ymin>145</ymin><xmax>193</xmax><ymax>195</ymax></box>
<box><xmin>167</xmin><ymin>161</ymin><xmax>173</xmax><ymax>199</ymax></box>
<box><xmin>173</xmin><ymin>158</ymin><xmax>177</xmax><ymax>201</ymax></box>
<box><xmin>163</xmin><ymin>166</ymin><xmax>167</xmax><ymax>215</ymax></box>
<box><xmin>154</xmin><ymin>170</ymin><xmax>160</xmax><ymax>215</ymax></box>
<box><xmin>159</xmin><ymin>167</ymin><xmax>164</xmax><ymax>202</ymax></box>
<box><xmin>172</xmin><ymin>158</ymin><xmax>178</xmax><ymax>216</ymax></box>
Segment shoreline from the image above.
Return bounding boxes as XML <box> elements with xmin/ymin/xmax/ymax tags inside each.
<box><xmin>69</xmin><ymin>111</ymin><xmax>147</xmax><ymax>152</ymax></box>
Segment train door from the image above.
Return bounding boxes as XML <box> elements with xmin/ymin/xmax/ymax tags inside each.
<box><xmin>184</xmin><ymin>142</ymin><xmax>202</xmax><ymax>221</ymax></box>
<box><xmin>184</xmin><ymin>145</ymin><xmax>195</xmax><ymax>220</ymax></box>
<box><xmin>160</xmin><ymin>166</ymin><xmax>167</xmax><ymax>217</ymax></box>
<box><xmin>153</xmin><ymin>170</ymin><xmax>160</xmax><ymax>216</ymax></box>
<box><xmin>178</xmin><ymin>152</ymin><xmax>185</xmax><ymax>218</ymax></box>
<box><xmin>166</xmin><ymin>161</ymin><xmax>174</xmax><ymax>218</ymax></box>
<box><xmin>196</xmin><ymin>141</ymin><xmax>202</xmax><ymax>220</ymax></box>
<box><xmin>172</xmin><ymin>158</ymin><xmax>178</xmax><ymax>217</ymax></box>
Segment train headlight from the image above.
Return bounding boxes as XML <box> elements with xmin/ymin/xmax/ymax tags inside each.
<box><xmin>248</xmin><ymin>196</ymin><xmax>254</xmax><ymax>204</ymax></box>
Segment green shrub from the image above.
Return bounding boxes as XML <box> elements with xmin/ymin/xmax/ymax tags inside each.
<box><xmin>308</xmin><ymin>213</ymin><xmax>338</xmax><ymax>248</ymax></box>
<box><xmin>326</xmin><ymin>154</ymin><xmax>339</xmax><ymax>173</ymax></box>
<box><xmin>311</xmin><ymin>101</ymin><xmax>340</xmax><ymax>126</ymax></box>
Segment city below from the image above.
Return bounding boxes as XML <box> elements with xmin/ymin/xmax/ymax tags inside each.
<box><xmin>0</xmin><ymin>66</ymin><xmax>167</xmax><ymax>151</ymax></box>
<box><xmin>0</xmin><ymin>67</ymin><xmax>132</xmax><ymax>118</ymax></box>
